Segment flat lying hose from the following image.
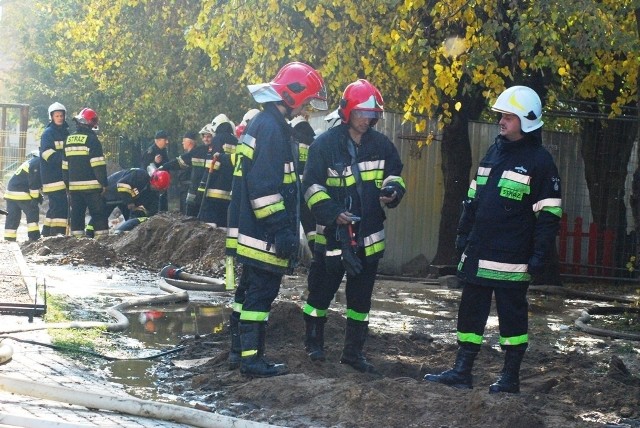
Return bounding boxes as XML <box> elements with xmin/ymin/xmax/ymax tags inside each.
<box><xmin>575</xmin><ymin>307</ymin><xmax>640</xmax><ymax>341</ymax></box>
<box><xmin>0</xmin><ymin>375</ymin><xmax>279</xmax><ymax>428</ymax></box>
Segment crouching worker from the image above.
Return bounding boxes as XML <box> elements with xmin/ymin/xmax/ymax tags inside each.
<box><xmin>86</xmin><ymin>168</ymin><xmax>170</xmax><ymax>236</ymax></box>
<box><xmin>424</xmin><ymin>86</ymin><xmax>562</xmax><ymax>393</ymax></box>
<box><xmin>301</xmin><ymin>79</ymin><xmax>406</xmax><ymax>373</ymax></box>
<box><xmin>4</xmin><ymin>151</ymin><xmax>43</xmax><ymax>242</ymax></box>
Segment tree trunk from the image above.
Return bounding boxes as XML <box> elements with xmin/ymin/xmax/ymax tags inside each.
<box><xmin>429</xmin><ymin>113</ymin><xmax>473</xmax><ymax>268</ymax></box>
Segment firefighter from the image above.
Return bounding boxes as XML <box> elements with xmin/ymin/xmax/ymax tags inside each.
<box><xmin>39</xmin><ymin>102</ymin><xmax>70</xmax><ymax>236</ymax></box>
<box><xmin>160</xmin><ymin>125</ymin><xmax>213</xmax><ymax>216</ymax></box>
<box><xmin>229</xmin><ymin>62</ymin><xmax>328</xmax><ymax>377</ymax></box>
<box><xmin>225</xmin><ymin>107</ymin><xmax>260</xmax><ymax>371</ymax></box>
<box><xmin>197</xmin><ymin>114</ymin><xmax>237</xmax><ymax>226</ymax></box>
<box><xmin>289</xmin><ymin>115</ymin><xmax>317</xmax><ymax>250</ymax></box>
<box><xmin>62</xmin><ymin>108</ymin><xmax>108</xmax><ymax>238</ymax></box>
<box><xmin>86</xmin><ymin>168</ymin><xmax>170</xmax><ymax>236</ymax></box>
<box><xmin>424</xmin><ymin>86</ymin><xmax>562</xmax><ymax>393</ymax></box>
<box><xmin>160</xmin><ymin>131</ymin><xmax>197</xmax><ymax>214</ymax></box>
<box><xmin>142</xmin><ymin>130</ymin><xmax>170</xmax><ymax>211</ymax></box>
<box><xmin>302</xmin><ymin>79</ymin><xmax>406</xmax><ymax>373</ymax></box>
<box><xmin>3</xmin><ymin>151</ymin><xmax>42</xmax><ymax>242</ymax></box>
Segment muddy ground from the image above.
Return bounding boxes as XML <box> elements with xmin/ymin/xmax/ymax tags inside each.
<box><xmin>18</xmin><ymin>213</ymin><xmax>640</xmax><ymax>428</ymax></box>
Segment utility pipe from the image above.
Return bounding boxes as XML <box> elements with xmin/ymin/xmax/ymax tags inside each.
<box><xmin>160</xmin><ymin>264</ymin><xmax>225</xmax><ymax>286</ymax></box>
<box><xmin>0</xmin><ymin>375</ymin><xmax>278</xmax><ymax>428</ymax></box>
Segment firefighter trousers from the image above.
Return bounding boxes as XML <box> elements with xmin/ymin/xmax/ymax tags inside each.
<box><xmin>456</xmin><ymin>281</ymin><xmax>529</xmax><ymax>346</ymax></box>
<box><xmin>69</xmin><ymin>191</ymin><xmax>108</xmax><ymax>237</ymax></box>
<box><xmin>306</xmin><ymin>251</ymin><xmax>379</xmax><ymax>316</ymax></box>
<box><xmin>43</xmin><ymin>189</ymin><xmax>68</xmax><ymax>236</ymax></box>
<box><xmin>4</xmin><ymin>199</ymin><xmax>40</xmax><ymax>241</ymax></box>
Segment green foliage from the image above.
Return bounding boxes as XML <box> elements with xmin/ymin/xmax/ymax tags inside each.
<box><xmin>8</xmin><ymin>0</ymin><xmax>640</xmax><ymax>146</ymax></box>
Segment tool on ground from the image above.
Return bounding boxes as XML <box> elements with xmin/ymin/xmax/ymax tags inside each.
<box><xmin>197</xmin><ymin>152</ymin><xmax>220</xmax><ymax>219</ymax></box>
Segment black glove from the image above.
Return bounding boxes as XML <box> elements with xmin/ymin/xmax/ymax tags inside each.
<box><xmin>274</xmin><ymin>228</ymin><xmax>298</xmax><ymax>259</ymax></box>
<box><xmin>380</xmin><ymin>185</ymin><xmax>395</xmax><ymax>198</ymax></box>
<box><xmin>455</xmin><ymin>234</ymin><xmax>468</xmax><ymax>257</ymax></box>
<box><xmin>341</xmin><ymin>244</ymin><xmax>363</xmax><ymax>277</ymax></box>
<box><xmin>528</xmin><ymin>254</ymin><xmax>545</xmax><ymax>276</ymax></box>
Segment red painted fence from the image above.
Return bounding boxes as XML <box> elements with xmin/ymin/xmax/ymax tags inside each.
<box><xmin>558</xmin><ymin>214</ymin><xmax>615</xmax><ymax>276</ymax></box>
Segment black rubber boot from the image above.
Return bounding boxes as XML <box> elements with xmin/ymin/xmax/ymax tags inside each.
<box><xmin>488</xmin><ymin>347</ymin><xmax>525</xmax><ymax>394</ymax></box>
<box><xmin>304</xmin><ymin>314</ymin><xmax>326</xmax><ymax>362</ymax></box>
<box><xmin>228</xmin><ymin>312</ymin><xmax>241</xmax><ymax>370</ymax></box>
<box><xmin>340</xmin><ymin>319</ymin><xmax>376</xmax><ymax>373</ymax></box>
<box><xmin>424</xmin><ymin>345</ymin><xmax>479</xmax><ymax>389</ymax></box>
<box><xmin>239</xmin><ymin>322</ymin><xmax>288</xmax><ymax>377</ymax></box>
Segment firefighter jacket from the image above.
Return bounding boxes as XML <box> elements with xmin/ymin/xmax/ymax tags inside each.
<box><xmin>233</xmin><ymin>103</ymin><xmax>299</xmax><ymax>274</ymax></box>
<box><xmin>164</xmin><ymin>144</ymin><xmax>210</xmax><ymax>195</ymax></box>
<box><xmin>457</xmin><ymin>133</ymin><xmax>563</xmax><ymax>289</ymax></box>
<box><xmin>103</xmin><ymin>168</ymin><xmax>151</xmax><ymax>206</ymax></box>
<box><xmin>39</xmin><ymin>121</ymin><xmax>69</xmax><ymax>194</ymax></box>
<box><xmin>201</xmin><ymin>132</ymin><xmax>237</xmax><ymax>203</ymax></box>
<box><xmin>141</xmin><ymin>143</ymin><xmax>168</xmax><ymax>170</ymax></box>
<box><xmin>303</xmin><ymin>123</ymin><xmax>406</xmax><ymax>262</ymax></box>
<box><xmin>225</xmin><ymin>152</ymin><xmax>243</xmax><ymax>257</ymax></box>
<box><xmin>5</xmin><ymin>157</ymin><xmax>42</xmax><ymax>201</ymax></box>
<box><xmin>62</xmin><ymin>127</ymin><xmax>108</xmax><ymax>192</ymax></box>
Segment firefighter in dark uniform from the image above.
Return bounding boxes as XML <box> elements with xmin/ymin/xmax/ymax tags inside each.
<box><xmin>62</xmin><ymin>108</ymin><xmax>109</xmax><ymax>238</ymax></box>
<box><xmin>302</xmin><ymin>79</ymin><xmax>406</xmax><ymax>373</ymax></box>
<box><xmin>86</xmin><ymin>168</ymin><xmax>170</xmax><ymax>236</ymax></box>
<box><xmin>3</xmin><ymin>152</ymin><xmax>42</xmax><ymax>241</ymax></box>
<box><xmin>197</xmin><ymin>114</ymin><xmax>237</xmax><ymax>226</ymax></box>
<box><xmin>39</xmin><ymin>102</ymin><xmax>70</xmax><ymax>236</ymax></box>
<box><xmin>225</xmin><ymin>108</ymin><xmax>260</xmax><ymax>371</ymax></box>
<box><xmin>228</xmin><ymin>62</ymin><xmax>328</xmax><ymax>377</ymax></box>
<box><xmin>160</xmin><ymin>125</ymin><xmax>213</xmax><ymax>216</ymax></box>
<box><xmin>160</xmin><ymin>131</ymin><xmax>197</xmax><ymax>215</ymax></box>
<box><xmin>424</xmin><ymin>86</ymin><xmax>562</xmax><ymax>393</ymax></box>
<box><xmin>142</xmin><ymin>130</ymin><xmax>170</xmax><ymax>211</ymax></box>
<box><xmin>290</xmin><ymin>115</ymin><xmax>317</xmax><ymax>250</ymax></box>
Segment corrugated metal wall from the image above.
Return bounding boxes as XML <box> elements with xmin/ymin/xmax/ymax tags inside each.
<box><xmin>309</xmin><ymin>113</ymin><xmax>600</xmax><ymax>275</ymax></box>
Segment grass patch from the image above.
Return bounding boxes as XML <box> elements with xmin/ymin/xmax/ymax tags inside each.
<box><xmin>44</xmin><ymin>293</ymin><xmax>106</xmax><ymax>356</ymax></box>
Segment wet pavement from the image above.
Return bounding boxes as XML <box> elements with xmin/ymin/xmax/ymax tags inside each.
<box><xmin>0</xmin><ymin>242</ymin><xmax>223</xmax><ymax>428</ymax></box>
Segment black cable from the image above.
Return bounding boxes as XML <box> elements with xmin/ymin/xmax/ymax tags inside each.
<box><xmin>0</xmin><ymin>335</ymin><xmax>185</xmax><ymax>361</ymax></box>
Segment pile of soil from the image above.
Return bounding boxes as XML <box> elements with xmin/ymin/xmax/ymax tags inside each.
<box><xmin>18</xmin><ymin>213</ymin><xmax>640</xmax><ymax>427</ymax></box>
<box><xmin>22</xmin><ymin>213</ymin><xmax>230</xmax><ymax>276</ymax></box>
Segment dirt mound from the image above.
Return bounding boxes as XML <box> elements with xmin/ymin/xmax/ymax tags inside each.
<box><xmin>109</xmin><ymin>213</ymin><xmax>228</xmax><ymax>275</ymax></box>
<box><xmin>21</xmin><ymin>213</ymin><xmax>229</xmax><ymax>276</ymax></box>
<box><xmin>159</xmin><ymin>300</ymin><xmax>640</xmax><ymax>428</ymax></box>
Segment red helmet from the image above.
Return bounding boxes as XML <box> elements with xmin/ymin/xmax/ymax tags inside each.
<box><xmin>339</xmin><ymin>79</ymin><xmax>384</xmax><ymax>124</ymax></box>
<box><xmin>270</xmin><ymin>62</ymin><xmax>328</xmax><ymax>110</ymax></box>
<box><xmin>235</xmin><ymin>123</ymin><xmax>246</xmax><ymax>138</ymax></box>
<box><xmin>74</xmin><ymin>108</ymin><xmax>99</xmax><ymax>128</ymax></box>
<box><xmin>150</xmin><ymin>170</ymin><xmax>171</xmax><ymax>192</ymax></box>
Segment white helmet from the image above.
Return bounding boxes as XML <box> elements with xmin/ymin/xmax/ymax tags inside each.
<box><xmin>48</xmin><ymin>102</ymin><xmax>66</xmax><ymax>117</ymax></box>
<box><xmin>211</xmin><ymin>114</ymin><xmax>235</xmax><ymax>133</ymax></box>
<box><xmin>242</xmin><ymin>108</ymin><xmax>260</xmax><ymax>124</ymax></box>
<box><xmin>289</xmin><ymin>115</ymin><xmax>307</xmax><ymax>128</ymax></box>
<box><xmin>491</xmin><ymin>86</ymin><xmax>543</xmax><ymax>133</ymax></box>
<box><xmin>199</xmin><ymin>124</ymin><xmax>215</xmax><ymax>135</ymax></box>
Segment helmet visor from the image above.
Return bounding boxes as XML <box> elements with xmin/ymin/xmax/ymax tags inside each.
<box><xmin>352</xmin><ymin>110</ymin><xmax>383</xmax><ymax>120</ymax></box>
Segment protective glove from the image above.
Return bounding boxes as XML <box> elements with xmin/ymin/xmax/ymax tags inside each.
<box><xmin>380</xmin><ymin>185</ymin><xmax>396</xmax><ymax>198</ymax></box>
<box><xmin>185</xmin><ymin>192</ymin><xmax>196</xmax><ymax>205</ymax></box>
<box><xmin>528</xmin><ymin>254</ymin><xmax>545</xmax><ymax>276</ymax></box>
<box><xmin>274</xmin><ymin>228</ymin><xmax>299</xmax><ymax>259</ymax></box>
<box><xmin>341</xmin><ymin>243</ymin><xmax>363</xmax><ymax>277</ymax></box>
<box><xmin>455</xmin><ymin>234</ymin><xmax>468</xmax><ymax>257</ymax></box>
